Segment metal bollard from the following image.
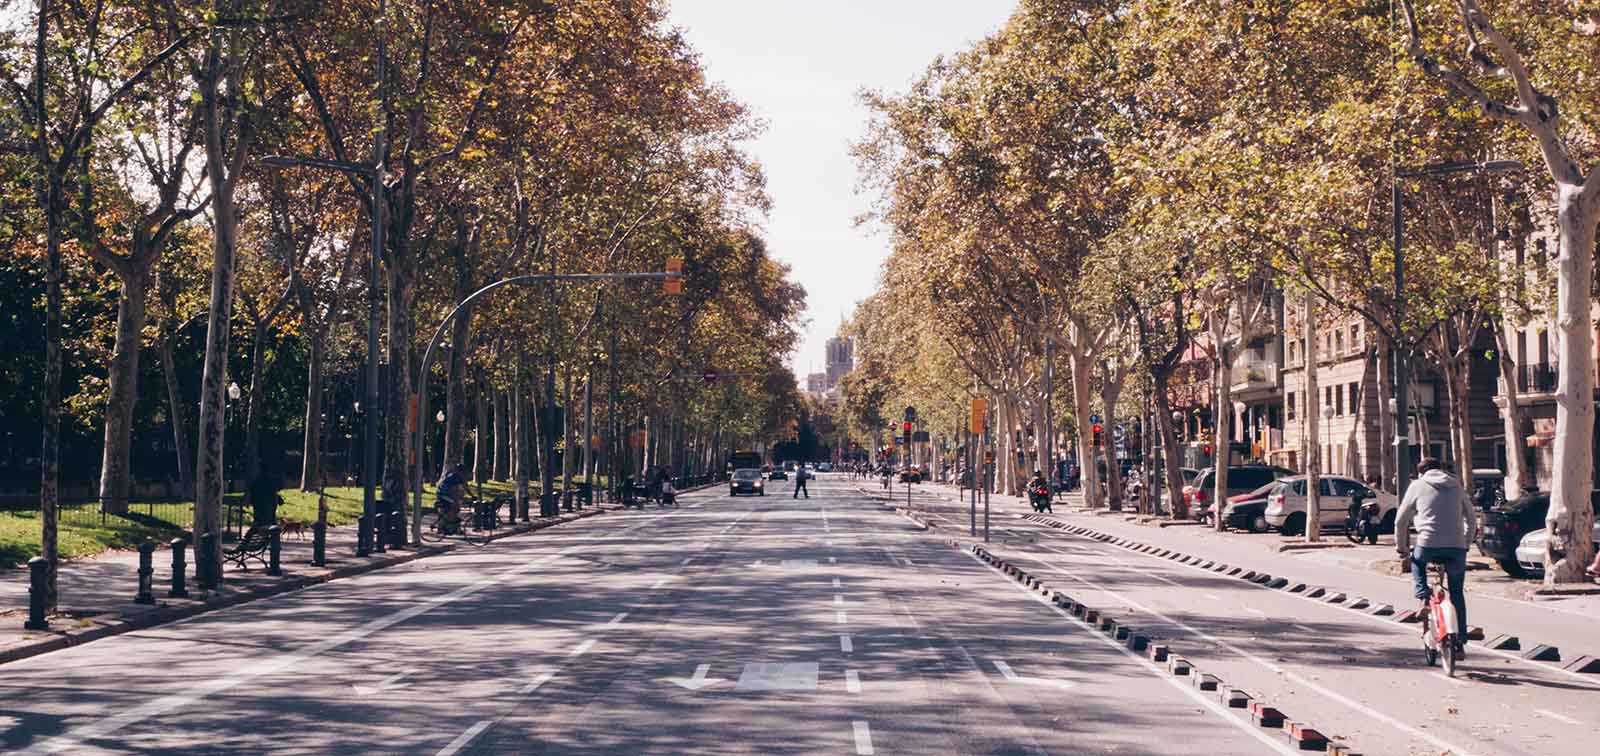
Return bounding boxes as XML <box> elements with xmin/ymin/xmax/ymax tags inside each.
<box><xmin>373</xmin><ymin>511</ymin><xmax>387</xmax><ymax>553</ymax></box>
<box><xmin>311</xmin><ymin>520</ymin><xmax>326</xmax><ymax>567</ymax></box>
<box><xmin>168</xmin><ymin>537</ymin><xmax>190</xmax><ymax>598</ymax></box>
<box><xmin>24</xmin><ymin>557</ymin><xmax>50</xmax><ymax>630</ymax></box>
<box><xmin>198</xmin><ymin>532</ymin><xmax>218</xmax><ymax>590</ymax></box>
<box><xmin>355</xmin><ymin>514</ymin><xmax>370</xmax><ymax>557</ymax></box>
<box><xmin>135</xmin><ymin>542</ymin><xmax>156</xmax><ymax>604</ymax></box>
<box><xmin>267</xmin><ymin>525</ymin><xmax>282</xmax><ymax>576</ymax></box>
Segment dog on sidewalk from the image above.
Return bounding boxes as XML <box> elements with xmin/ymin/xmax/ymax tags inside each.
<box><xmin>277</xmin><ymin>518</ymin><xmax>308</xmax><ymax>540</ymax></box>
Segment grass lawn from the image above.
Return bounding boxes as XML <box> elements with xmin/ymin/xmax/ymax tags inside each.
<box><xmin>0</xmin><ymin>477</ymin><xmax>600</xmax><ymax>568</ymax></box>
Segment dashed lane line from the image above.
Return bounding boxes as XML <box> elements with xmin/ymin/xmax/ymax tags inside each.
<box><xmin>852</xmin><ymin>720</ymin><xmax>875</xmax><ymax>755</ymax></box>
<box><xmin>845</xmin><ymin>670</ymin><xmax>862</xmax><ymax>693</ymax></box>
<box><xmin>569</xmin><ymin>639</ymin><xmax>597</xmax><ymax>657</ymax></box>
<box><xmin>435</xmin><ymin>719</ymin><xmax>492</xmax><ymax>756</ymax></box>
<box><xmin>836</xmin><ymin>610</ymin><xmax>848</xmax><ymax>624</ymax></box>
<box><xmin>518</xmin><ymin>670</ymin><xmax>556</xmax><ymax>694</ymax></box>
<box><xmin>606</xmin><ymin>611</ymin><xmax>629</xmax><ymax>627</ymax></box>
<box><xmin>1535</xmin><ymin>709</ymin><xmax>1583</xmax><ymax>726</ymax></box>
<box><xmin>840</xmin><ymin>635</ymin><xmax>853</xmax><ymax>653</ymax></box>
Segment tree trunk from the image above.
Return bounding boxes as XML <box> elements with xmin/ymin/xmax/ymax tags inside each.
<box><xmin>98</xmin><ymin>268</ymin><xmax>151</xmax><ymax>515</ymax></box>
<box><xmin>300</xmin><ymin>330</ymin><xmax>325</xmax><ymax>490</ymax></box>
<box><xmin>493</xmin><ymin>390</ymin><xmax>508</xmax><ymax>481</ymax></box>
<box><xmin>38</xmin><ymin>177</ymin><xmax>64</xmax><ymax>610</ymax></box>
<box><xmin>160</xmin><ymin>335</ymin><xmax>194</xmax><ymax>494</ymax></box>
<box><xmin>561</xmin><ymin>365</ymin><xmax>575</xmax><ymax>507</ymax></box>
<box><xmin>243</xmin><ymin>322</ymin><xmax>271</xmax><ymax>482</ymax></box>
<box><xmin>1213</xmin><ymin>341</ymin><xmax>1233</xmax><ymax>530</ymax></box>
<box><xmin>441</xmin><ymin>304</ymin><xmax>473</xmax><ymax>477</ymax></box>
<box><xmin>473</xmin><ymin>371</ymin><xmax>489</xmax><ymax>488</ymax></box>
<box><xmin>1067</xmin><ymin>349</ymin><xmax>1101</xmax><ymax>508</ymax></box>
<box><xmin>1492</xmin><ymin>323</ymin><xmax>1531</xmax><ymax>495</ymax></box>
<box><xmin>1100</xmin><ymin>367</ymin><xmax>1125</xmax><ymax>511</ymax></box>
<box><xmin>1546</xmin><ymin>187</ymin><xmax>1596</xmax><ymax>584</ymax></box>
<box><xmin>1152</xmin><ymin>368</ymin><xmax>1186</xmax><ymax>517</ymax></box>
<box><xmin>1303</xmin><ymin>291</ymin><xmax>1321</xmax><ymax>542</ymax></box>
<box><xmin>513</xmin><ymin>378</ymin><xmax>529</xmax><ymax>513</ymax></box>
<box><xmin>381</xmin><ymin>264</ymin><xmax>415</xmax><ymax>512</ymax></box>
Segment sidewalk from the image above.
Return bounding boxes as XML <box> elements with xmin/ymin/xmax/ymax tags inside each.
<box><xmin>0</xmin><ymin>502</ymin><xmax>618</xmax><ymax>665</ymax></box>
<box><xmin>890</xmin><ymin>480</ymin><xmax>1600</xmax><ymax>667</ymax></box>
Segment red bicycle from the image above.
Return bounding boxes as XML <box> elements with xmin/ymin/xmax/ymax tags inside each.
<box><xmin>1418</xmin><ymin>560</ymin><xmax>1463</xmax><ymax>676</ymax></box>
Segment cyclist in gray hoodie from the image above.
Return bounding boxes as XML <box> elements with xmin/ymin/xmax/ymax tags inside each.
<box><xmin>1395</xmin><ymin>458</ymin><xmax>1478</xmax><ymax>649</ymax></box>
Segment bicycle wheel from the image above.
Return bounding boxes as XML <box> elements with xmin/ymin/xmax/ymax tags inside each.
<box><xmin>461</xmin><ymin>519</ymin><xmax>489</xmax><ymax>546</ymax></box>
<box><xmin>1420</xmin><ymin>615</ymin><xmax>1438</xmax><ymax>666</ymax></box>
<box><xmin>1441</xmin><ymin>636</ymin><xmax>1458</xmax><ymax>677</ymax></box>
<box><xmin>419</xmin><ymin>510</ymin><xmax>445</xmax><ymax>543</ymax></box>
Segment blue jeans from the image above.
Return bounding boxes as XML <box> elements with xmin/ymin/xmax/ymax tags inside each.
<box><xmin>1411</xmin><ymin>546</ymin><xmax>1467</xmax><ymax>635</ymax></box>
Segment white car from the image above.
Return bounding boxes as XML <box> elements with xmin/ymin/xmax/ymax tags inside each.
<box><xmin>1264</xmin><ymin>475</ymin><xmax>1397</xmax><ymax>536</ymax></box>
<box><xmin>1514</xmin><ymin>523</ymin><xmax>1600</xmax><ymax>575</ymax></box>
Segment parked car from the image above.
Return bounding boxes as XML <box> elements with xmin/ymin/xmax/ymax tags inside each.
<box><xmin>1479</xmin><ymin>490</ymin><xmax>1600</xmax><ymax>576</ymax></box>
<box><xmin>1514</xmin><ymin>520</ymin><xmax>1600</xmax><ymax>575</ymax></box>
<box><xmin>1190</xmin><ymin>465</ymin><xmax>1295</xmax><ymax>521</ymax></box>
<box><xmin>1220</xmin><ymin>482</ymin><xmax>1285</xmax><ymax>533</ymax></box>
<box><xmin>767</xmin><ymin>468</ymin><xmax>788</xmax><ymax>481</ymax></box>
<box><xmin>1263</xmin><ymin>475</ymin><xmax>1397</xmax><ymax>536</ymax></box>
<box><xmin>730</xmin><ymin>468</ymin><xmax>765</xmax><ymax>496</ymax></box>
<box><xmin>817</xmin><ymin>462</ymin><xmax>833</xmax><ymax>472</ymax></box>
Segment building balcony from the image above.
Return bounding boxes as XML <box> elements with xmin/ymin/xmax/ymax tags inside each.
<box><xmin>1498</xmin><ymin>361</ymin><xmax>1559</xmax><ymax>397</ymax></box>
<box><xmin>1230</xmin><ymin>359</ymin><xmax>1278</xmax><ymax>398</ymax></box>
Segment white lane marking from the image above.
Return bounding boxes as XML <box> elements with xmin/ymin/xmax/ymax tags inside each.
<box><xmin>840</xmin><ymin>634</ymin><xmax>853</xmax><ymax>653</ymax></box>
<box><xmin>350</xmin><ymin>669</ymin><xmax>413</xmax><ymax>697</ymax></box>
<box><xmin>1244</xmin><ymin>607</ymin><xmax>1267</xmax><ymax>617</ymax></box>
<box><xmin>1535</xmin><ymin>709</ymin><xmax>1583</xmax><ymax>725</ymax></box>
<box><xmin>829</xmin><ymin>557</ymin><xmax>837</xmax><ymax>564</ymax></box>
<box><xmin>845</xmin><ymin>669</ymin><xmax>861</xmax><ymax>693</ymax></box>
<box><xmin>834</xmin><ymin>594</ymin><xmax>844</xmax><ymax>605</ymax></box>
<box><xmin>680</xmin><ymin>556</ymin><xmax>694</xmax><ymax>565</ymax></box>
<box><xmin>666</xmin><ymin>663</ymin><xmax>725</xmax><ymax>690</ymax></box>
<box><xmin>650</xmin><ymin>578</ymin><xmax>668</xmax><ymax>589</ymax></box>
<box><xmin>826</xmin><ymin>539</ymin><xmax>835</xmax><ymax>546</ymax></box>
<box><xmin>569</xmin><ymin>639</ymin><xmax>597</xmax><ymax>657</ymax></box>
<box><xmin>1031</xmin><ymin>556</ymin><xmax>1480</xmax><ymax>756</ymax></box>
<box><xmin>519</xmin><ymin>670</ymin><xmax>556</xmax><ymax>694</ymax></box>
<box><xmin>606</xmin><ymin>611</ymin><xmax>629</xmax><ymax>627</ymax></box>
<box><xmin>993</xmin><ymin>660</ymin><xmax>1076</xmax><ymax>690</ymax></box>
<box><xmin>833</xmin><ymin>577</ymin><xmax>842</xmax><ymax>588</ymax></box>
<box><xmin>24</xmin><ymin>545</ymin><xmax>579</xmax><ymax>755</ymax></box>
<box><xmin>853</xmin><ymin>721</ymin><xmax>874</xmax><ymax>755</ymax></box>
<box><xmin>836</xmin><ymin>610</ymin><xmax>848</xmax><ymax>624</ymax></box>
<box><xmin>435</xmin><ymin>719</ymin><xmax>492</xmax><ymax>756</ymax></box>
<box><xmin>1292</xmin><ymin>623</ymin><xmax>1318</xmax><ymax>634</ymax></box>
<box><xmin>1204</xmin><ymin>593</ymin><xmax>1221</xmax><ymax>601</ymax></box>
<box><xmin>968</xmin><ymin>551</ymin><xmax>1306</xmax><ymax>756</ymax></box>
<box><xmin>902</xmin><ymin>556</ymin><xmax>918</xmax><ymax>566</ymax></box>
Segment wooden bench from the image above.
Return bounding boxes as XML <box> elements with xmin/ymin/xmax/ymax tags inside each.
<box><xmin>224</xmin><ymin>525</ymin><xmax>272</xmax><ymax>570</ymax></box>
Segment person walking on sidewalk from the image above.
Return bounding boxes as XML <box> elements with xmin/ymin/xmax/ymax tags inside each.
<box><xmin>1395</xmin><ymin>458</ymin><xmax>1477</xmax><ymax>652</ymax></box>
<box><xmin>793</xmin><ymin>464</ymin><xmax>810</xmax><ymax>499</ymax></box>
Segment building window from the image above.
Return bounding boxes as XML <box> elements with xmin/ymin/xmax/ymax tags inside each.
<box><xmin>1324</xmin><ymin>385</ymin><xmax>1333</xmax><ymax>412</ymax></box>
<box><xmin>1335</xmin><ymin>383</ymin><xmax>1344</xmax><ymax>416</ymax></box>
<box><xmin>1349</xmin><ymin>382</ymin><xmax>1359</xmax><ymax>415</ymax></box>
<box><xmin>1287</xmin><ymin>391</ymin><xmax>1296</xmax><ymax>421</ymax></box>
<box><xmin>1335</xmin><ymin>329</ymin><xmax>1343</xmax><ymax>354</ymax></box>
<box><xmin>1350</xmin><ymin>324</ymin><xmax>1359</xmax><ymax>351</ymax></box>
<box><xmin>1288</xmin><ymin>340</ymin><xmax>1297</xmax><ymax>365</ymax></box>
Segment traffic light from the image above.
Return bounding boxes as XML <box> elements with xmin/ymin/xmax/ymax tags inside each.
<box><xmin>663</xmin><ymin>256</ymin><xmax>684</xmax><ymax>295</ymax></box>
<box><xmin>1092</xmin><ymin>423</ymin><xmax>1103</xmax><ymax>447</ymax></box>
<box><xmin>903</xmin><ymin>421</ymin><xmax>912</xmax><ymax>435</ymax></box>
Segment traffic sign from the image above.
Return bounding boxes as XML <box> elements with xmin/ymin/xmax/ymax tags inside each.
<box><xmin>970</xmin><ymin>398</ymin><xmax>987</xmax><ymax>434</ymax></box>
<box><xmin>912</xmin><ymin>430</ymin><xmax>930</xmax><ymax>443</ymax></box>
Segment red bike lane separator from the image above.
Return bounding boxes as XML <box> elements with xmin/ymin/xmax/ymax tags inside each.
<box><xmin>961</xmin><ymin>549</ymin><xmax>1311</xmax><ymax>756</ymax></box>
<box><xmin>1026</xmin><ymin>513</ymin><xmax>1600</xmax><ymax>687</ymax></box>
<box><xmin>1001</xmin><ymin>543</ymin><xmax>1481</xmax><ymax>756</ymax></box>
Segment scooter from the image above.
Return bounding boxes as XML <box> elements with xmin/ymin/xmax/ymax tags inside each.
<box><xmin>1028</xmin><ymin>483</ymin><xmax>1053</xmax><ymax>513</ymax></box>
<box><xmin>1345</xmin><ymin>491</ymin><xmax>1379</xmax><ymax>544</ymax></box>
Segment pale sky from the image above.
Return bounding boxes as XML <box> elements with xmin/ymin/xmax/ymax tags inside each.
<box><xmin>665</xmin><ymin>0</ymin><xmax>1018</xmax><ymax>381</ymax></box>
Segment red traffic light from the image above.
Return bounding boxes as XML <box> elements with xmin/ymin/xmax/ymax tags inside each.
<box><xmin>902</xmin><ymin>421</ymin><xmax>912</xmax><ymax>433</ymax></box>
<box><xmin>1092</xmin><ymin>424</ymin><xmax>1102</xmax><ymax>434</ymax></box>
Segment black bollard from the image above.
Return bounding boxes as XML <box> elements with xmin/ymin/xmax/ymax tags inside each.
<box><xmin>24</xmin><ymin>557</ymin><xmax>49</xmax><ymax>630</ymax></box>
<box><xmin>168</xmin><ymin>537</ymin><xmax>190</xmax><ymax>598</ymax></box>
<box><xmin>198</xmin><ymin>532</ymin><xmax>218</xmax><ymax>590</ymax></box>
<box><xmin>267</xmin><ymin>525</ymin><xmax>283</xmax><ymax>576</ymax></box>
<box><xmin>355</xmin><ymin>514</ymin><xmax>370</xmax><ymax>557</ymax></box>
<box><xmin>373</xmin><ymin>511</ymin><xmax>387</xmax><ymax>553</ymax></box>
<box><xmin>311</xmin><ymin>520</ymin><xmax>326</xmax><ymax>567</ymax></box>
<box><xmin>135</xmin><ymin>542</ymin><xmax>156</xmax><ymax>604</ymax></box>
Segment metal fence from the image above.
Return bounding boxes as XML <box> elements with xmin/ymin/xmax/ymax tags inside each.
<box><xmin>0</xmin><ymin>497</ymin><xmax>196</xmax><ymax>532</ymax></box>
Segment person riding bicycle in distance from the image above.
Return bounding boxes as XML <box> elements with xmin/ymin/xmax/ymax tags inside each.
<box><xmin>1395</xmin><ymin>457</ymin><xmax>1477</xmax><ymax>653</ymax></box>
<box><xmin>436</xmin><ymin>462</ymin><xmax>470</xmax><ymax>524</ymax></box>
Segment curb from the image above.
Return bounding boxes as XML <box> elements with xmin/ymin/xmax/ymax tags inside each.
<box><xmin>1016</xmin><ymin>512</ymin><xmax>1598</xmax><ymax>679</ymax></box>
<box><xmin>967</xmin><ymin>541</ymin><xmax>1359</xmax><ymax>754</ymax></box>
<box><xmin>2</xmin><ymin>503</ymin><xmax>620</xmax><ymax>667</ymax></box>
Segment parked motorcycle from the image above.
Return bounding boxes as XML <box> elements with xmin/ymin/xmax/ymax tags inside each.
<box><xmin>1345</xmin><ymin>490</ymin><xmax>1379</xmax><ymax>544</ymax></box>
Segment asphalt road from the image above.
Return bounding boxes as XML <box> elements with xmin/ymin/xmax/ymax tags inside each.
<box><xmin>897</xmin><ymin>481</ymin><xmax>1600</xmax><ymax>756</ymax></box>
<box><xmin>0</xmin><ymin>476</ymin><xmax>1303</xmax><ymax>755</ymax></box>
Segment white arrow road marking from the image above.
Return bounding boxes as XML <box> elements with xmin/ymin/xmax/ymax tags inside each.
<box><xmin>993</xmin><ymin>660</ymin><xmax>1076</xmax><ymax>690</ymax></box>
<box><xmin>351</xmin><ymin>669</ymin><xmax>413</xmax><ymax>697</ymax></box>
<box><xmin>435</xmin><ymin>719</ymin><xmax>492</xmax><ymax>756</ymax></box>
<box><xmin>519</xmin><ymin>670</ymin><xmax>556</xmax><ymax>694</ymax></box>
<box><xmin>845</xmin><ymin>670</ymin><xmax>861</xmax><ymax>693</ymax></box>
<box><xmin>853</xmin><ymin>721</ymin><xmax>875</xmax><ymax>755</ymax></box>
<box><xmin>666</xmin><ymin>663</ymin><xmax>725</xmax><ymax>690</ymax></box>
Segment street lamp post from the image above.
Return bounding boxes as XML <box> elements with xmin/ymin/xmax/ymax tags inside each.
<box><xmin>1322</xmin><ymin>404</ymin><xmax>1335</xmax><ymax>472</ymax></box>
<box><xmin>1392</xmin><ymin>159</ymin><xmax>1522</xmax><ymax>496</ymax></box>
